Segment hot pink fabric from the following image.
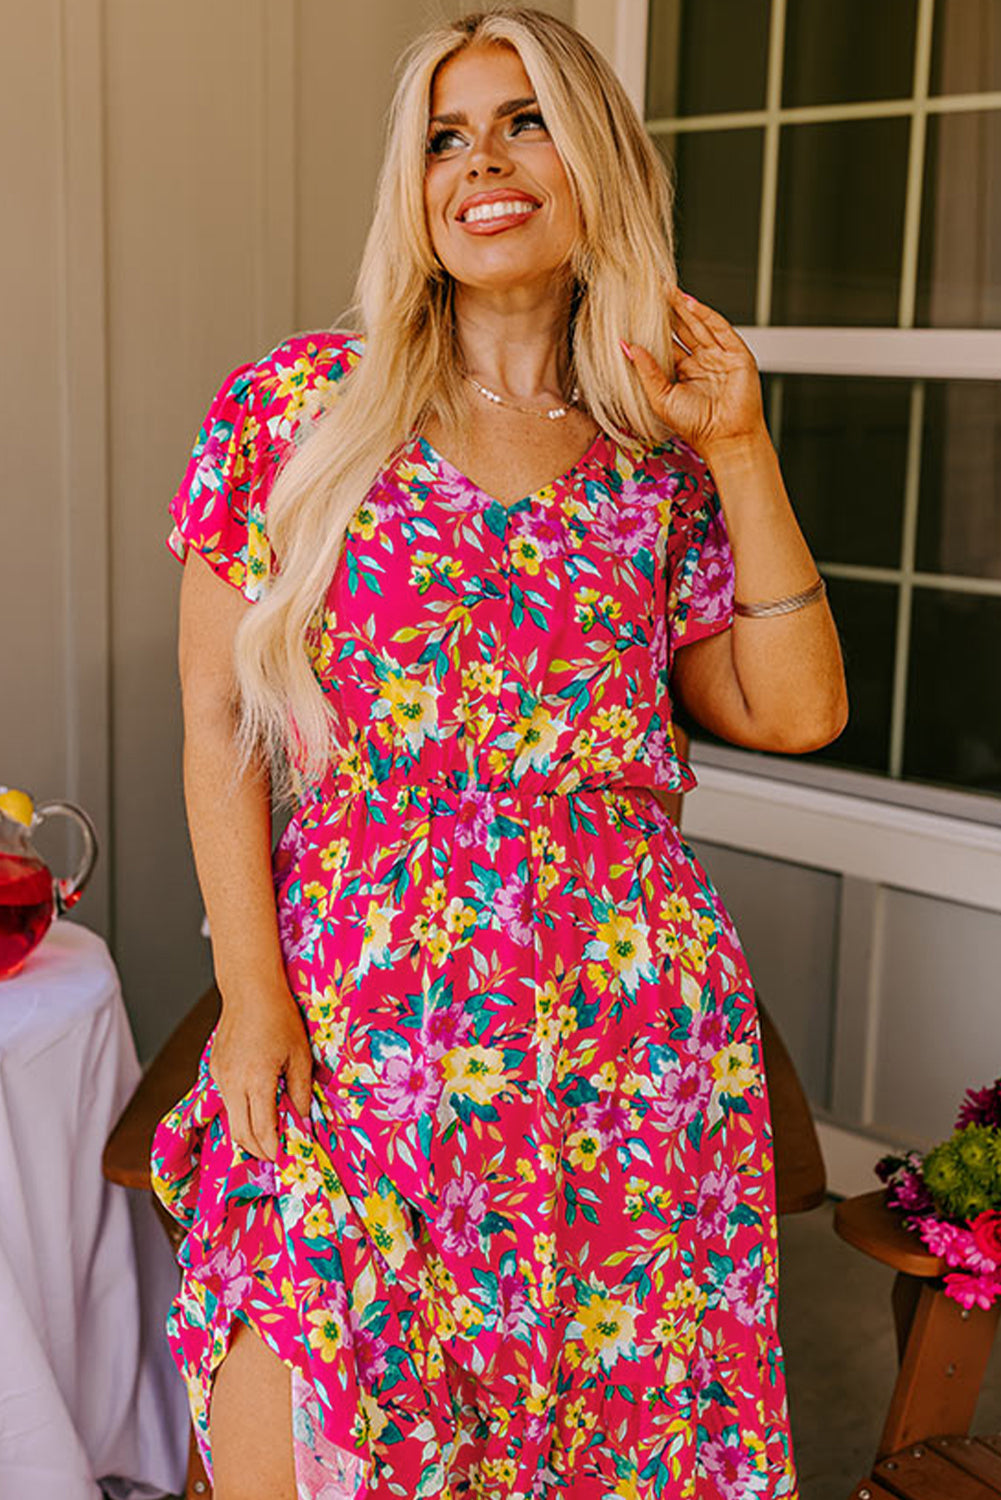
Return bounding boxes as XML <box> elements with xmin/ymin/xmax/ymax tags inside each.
<box><xmin>152</xmin><ymin>331</ymin><xmax>799</xmax><ymax>1499</ymax></box>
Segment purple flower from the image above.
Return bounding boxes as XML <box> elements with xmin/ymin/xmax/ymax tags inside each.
<box><xmin>689</xmin><ymin>1008</ymin><xmax>730</xmax><ymax>1061</ymax></box>
<box><xmin>424</xmin><ymin>1005</ymin><xmax>472</xmax><ymax>1058</ymax></box>
<box><xmin>496</xmin><ymin>1266</ymin><xmax>531</xmax><ymax>1337</ymax></box>
<box><xmin>690</xmin><ymin>547</ymin><xmax>734</xmax><ymax>624</ymax></box>
<box><xmin>943</xmin><ymin>1269</ymin><xmax>1001</xmax><ymax>1310</ymax></box>
<box><xmin>494</xmin><ymin>874</ymin><xmax>533</xmax><ymax>946</ymax></box>
<box><xmin>699</xmin><ymin>1432</ymin><xmax>759</xmax><ymax>1500</ymax></box>
<box><xmin>653</xmin><ymin>1057</ymin><xmax>713</xmax><ymax>1129</ymax></box>
<box><xmin>957</xmin><ymin>1079</ymin><xmax>1001</xmax><ymax>1130</ymax></box>
<box><xmin>454</xmin><ymin>785</ymin><xmax>497</xmax><ymax>848</ymax></box>
<box><xmin>200</xmin><ymin>1243</ymin><xmax>254</xmax><ymax>1311</ymax></box>
<box><xmin>351</xmin><ymin>1322</ymin><xmax>388</xmax><ymax>1386</ymax></box>
<box><xmin>696</xmin><ymin>1166</ymin><xmax>743</xmax><ymax>1239</ymax></box>
<box><xmin>590</xmin><ymin>498</ymin><xmax>660</xmax><ymax>556</ymax></box>
<box><xmin>728</xmin><ymin>1257</ymin><xmax>768</xmax><ymax>1327</ymax></box>
<box><xmin>373</xmin><ymin>1050</ymin><xmax>440</xmax><ymax>1121</ymax></box>
<box><xmin>435</xmin><ymin>1172</ymin><xmax>490</xmax><ymax>1256</ymax></box>
<box><xmin>579</xmin><ymin>1099</ymin><xmax>634</xmax><ymax>1149</ymax></box>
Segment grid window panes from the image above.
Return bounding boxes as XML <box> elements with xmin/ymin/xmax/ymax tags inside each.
<box><xmin>646</xmin><ymin>0</ymin><xmax>1001</xmax><ymax>804</ymax></box>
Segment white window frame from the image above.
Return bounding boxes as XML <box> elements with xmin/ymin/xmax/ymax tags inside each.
<box><xmin>571</xmin><ymin>0</ymin><xmax>1001</xmax><ymax>898</ymax></box>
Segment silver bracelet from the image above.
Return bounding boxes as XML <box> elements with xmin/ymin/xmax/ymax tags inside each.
<box><xmin>733</xmin><ymin>576</ymin><xmax>827</xmax><ymax>618</ymax></box>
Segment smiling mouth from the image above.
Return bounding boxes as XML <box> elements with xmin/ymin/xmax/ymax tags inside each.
<box><xmin>458</xmin><ymin>199</ymin><xmax>541</xmax><ymax>227</ymax></box>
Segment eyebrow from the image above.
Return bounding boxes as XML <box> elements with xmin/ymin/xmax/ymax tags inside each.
<box><xmin>429</xmin><ymin>96</ymin><xmax>539</xmax><ymax>127</ymax></box>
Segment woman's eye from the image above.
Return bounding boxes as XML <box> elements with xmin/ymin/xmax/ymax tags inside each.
<box><xmin>427</xmin><ymin>129</ymin><xmax>464</xmax><ymax>156</ymax></box>
<box><xmin>510</xmin><ymin>111</ymin><xmax>547</xmax><ymax>135</ymax></box>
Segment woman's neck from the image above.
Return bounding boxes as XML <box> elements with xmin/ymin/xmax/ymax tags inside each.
<box><xmin>452</xmin><ymin>280</ymin><xmax>574</xmax><ymax>402</ymax></box>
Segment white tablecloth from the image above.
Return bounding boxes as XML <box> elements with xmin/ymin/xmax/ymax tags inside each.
<box><xmin>0</xmin><ymin>921</ymin><xmax>188</xmax><ymax>1499</ymax></box>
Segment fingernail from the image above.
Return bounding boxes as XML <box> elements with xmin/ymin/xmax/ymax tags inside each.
<box><xmin>619</xmin><ymin>338</ymin><xmax>634</xmax><ymax>362</ymax></box>
<box><xmin>683</xmin><ymin>293</ymin><xmax>697</xmax><ymax>306</ymax></box>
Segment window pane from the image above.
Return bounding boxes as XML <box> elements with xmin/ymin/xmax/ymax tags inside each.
<box><xmin>783</xmin><ymin>0</ymin><xmax>918</xmax><ymax>108</ymax></box>
<box><xmin>810</xmin><ymin>577</ymin><xmax>897</xmax><ymax>774</ymax></box>
<box><xmin>646</xmin><ymin>0</ymin><xmax>771</xmax><ymax>119</ymax></box>
<box><xmin>930</xmin><ymin>0</ymin><xmax>1001</xmax><ymax>95</ymax></box>
<box><xmin>654</xmin><ymin>130</ymin><xmax>762</xmax><ymax>324</ymax></box>
<box><xmin>915</xmin><ymin>109</ymin><xmax>1001</xmax><ymax>329</ymax></box>
<box><xmin>904</xmin><ymin>590</ymin><xmax>1001</xmax><ymax>795</ymax></box>
<box><xmin>774</xmin><ymin>375</ymin><xmax>910</xmax><ymax>568</ymax></box>
<box><xmin>772</xmin><ymin>118</ymin><xmax>909</xmax><ymax>325</ymax></box>
<box><xmin>916</xmin><ymin>381</ymin><xmax>1001</xmax><ymax>581</ymax></box>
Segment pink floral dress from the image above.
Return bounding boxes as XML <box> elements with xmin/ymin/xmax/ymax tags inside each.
<box><xmin>151</xmin><ymin>330</ymin><xmax>799</xmax><ymax>1500</ymax></box>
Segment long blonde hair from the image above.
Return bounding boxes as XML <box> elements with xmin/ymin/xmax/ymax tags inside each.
<box><xmin>236</xmin><ymin>5</ymin><xmax>679</xmax><ymax>793</ymax></box>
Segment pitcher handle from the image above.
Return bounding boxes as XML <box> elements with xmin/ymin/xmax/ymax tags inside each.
<box><xmin>33</xmin><ymin>800</ymin><xmax>99</xmax><ymax>916</ymax></box>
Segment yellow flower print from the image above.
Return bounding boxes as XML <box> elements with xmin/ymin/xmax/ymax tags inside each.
<box><xmin>661</xmin><ymin>892</ymin><xmax>693</xmax><ymax>926</ymax></box>
<box><xmin>538</xmin><ymin>1141</ymin><xmax>559</xmax><ymax>1173</ymax></box>
<box><xmin>427</xmin><ymin>928</ymin><xmax>452</xmax><ymax>966</ymax></box>
<box><xmin>515</xmin><ymin>1156</ymin><xmax>537</xmax><ymax>1182</ymax></box>
<box><xmin>681</xmin><ymin>937</ymin><xmax>707</xmax><ymax>974</ymax></box>
<box><xmin>510</xmin><ymin>703</ymin><xmax>565</xmax><ymax>777</ymax></box>
<box><xmin>574</xmin><ymin>1289</ymin><xmax>638</xmax><ymax>1371</ymax></box>
<box><xmin>586</xmin><ymin>960</ymin><xmax>610</xmax><ymax>994</ymax></box>
<box><xmin>441</xmin><ymin>1044</ymin><xmax>509</xmax><ymax>1105</ymax></box>
<box><xmin>357</xmin><ymin>899</ymin><xmax>395</xmax><ymax>977</ymax></box>
<box><xmin>461</xmin><ymin>660</ymin><xmax>502</xmax><ymax>696</ymax></box>
<box><xmin>303</xmin><ymin>1202</ymin><xmax>334</xmax><ymax>1238</ymax></box>
<box><xmin>595</xmin><ymin>1060</ymin><xmax>618</xmax><ymax>1092</ymax></box>
<box><xmin>555</xmin><ymin>1002</ymin><xmax>578</xmax><ymax>1040</ymax></box>
<box><xmin>285</xmin><ymin>1159</ymin><xmax>323</xmax><ymax>1198</ymax></box>
<box><xmin>593</xmin><ymin>704</ymin><xmax>638</xmax><ymax>740</ymax></box>
<box><xmin>533</xmin><ymin>1231</ymin><xmax>556</xmax><ymax>1266</ymax></box>
<box><xmin>378</xmin><ymin>673</ymin><xmax>438</xmax><ymax>752</ymax></box>
<box><xmin>361</xmin><ymin>1186</ymin><xmax>411</xmax><ymax>1270</ymax></box>
<box><xmin>424</xmin><ymin>880</ymin><xmax>447</xmax><ymax>914</ymax></box>
<box><xmin>306</xmin><ymin>1305</ymin><xmax>342</xmax><ymax>1363</ymax></box>
<box><xmin>590</xmin><ymin>911</ymin><xmax>653</xmax><ymax>990</ymax></box>
<box><xmin>409</xmin><ymin>912</ymin><xmax>432</xmax><ymax>945</ymax></box>
<box><xmin>348</xmin><ymin>503</ymin><xmax>378</xmax><ymax>540</ymax></box>
<box><xmin>510</xmin><ymin>535</ymin><xmax>543</xmax><ymax>575</ymax></box>
<box><xmin>356</xmin><ymin>1389</ymin><xmax>389</xmax><ymax>1443</ymax></box>
<box><xmin>568</xmin><ymin>1127</ymin><xmax>602</xmax><ymax>1173</ymax></box>
<box><xmin>336</xmin><ymin>747</ymin><xmax>376</xmax><ymax>795</ymax></box>
<box><xmin>713</xmin><ymin>1041</ymin><xmax>756</xmax><ymax>1094</ymax></box>
<box><xmin>535</xmin><ymin>979</ymin><xmax>558</xmax><ymax>1018</ymax></box>
<box><xmin>272</xmin><ymin>356</ymin><xmax>316</xmax><ymax>409</ymax></box>
<box><xmin>318</xmin><ymin>838</ymin><xmax>349</xmax><ymax>872</ymax></box>
<box><xmin>246</xmin><ymin>514</ymin><xmax>271</xmax><ymax>588</ymax></box>
<box><xmin>443</xmin><ymin>897</ymin><xmax>477</xmax><ymax>936</ymax></box>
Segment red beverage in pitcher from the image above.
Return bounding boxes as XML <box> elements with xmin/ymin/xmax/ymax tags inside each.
<box><xmin>0</xmin><ymin>852</ymin><xmax>54</xmax><ymax>978</ymax></box>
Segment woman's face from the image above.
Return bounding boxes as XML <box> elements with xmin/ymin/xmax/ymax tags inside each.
<box><xmin>423</xmin><ymin>43</ymin><xmax>579</xmax><ymax>295</ymax></box>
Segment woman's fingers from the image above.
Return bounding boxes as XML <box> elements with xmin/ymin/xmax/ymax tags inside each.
<box><xmin>248</xmin><ymin>1081</ymin><xmax>281</xmax><ymax>1163</ymax></box>
<box><xmin>285</xmin><ymin>1042</ymin><xmax>314</xmax><ymax>1120</ymax></box>
<box><xmin>226</xmin><ymin>1087</ymin><xmax>268</xmax><ymax>1161</ymax></box>
<box><xmin>627</xmin><ymin>344</ymin><xmax>673</xmax><ymax>411</ymax></box>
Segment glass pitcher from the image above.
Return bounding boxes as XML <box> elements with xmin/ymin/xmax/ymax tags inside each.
<box><xmin>0</xmin><ymin>787</ymin><xmax>98</xmax><ymax>979</ymax></box>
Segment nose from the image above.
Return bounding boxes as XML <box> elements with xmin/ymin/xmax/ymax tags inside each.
<box><xmin>466</xmin><ymin>124</ymin><xmax>511</xmax><ymax>179</ymax></box>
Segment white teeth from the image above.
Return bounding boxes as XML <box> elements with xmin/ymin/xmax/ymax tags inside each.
<box><xmin>462</xmin><ymin>199</ymin><xmax>538</xmax><ymax>224</ymax></box>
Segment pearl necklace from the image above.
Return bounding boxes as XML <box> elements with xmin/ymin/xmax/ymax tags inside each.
<box><xmin>462</xmin><ymin>370</ymin><xmax>580</xmax><ymax>421</ymax></box>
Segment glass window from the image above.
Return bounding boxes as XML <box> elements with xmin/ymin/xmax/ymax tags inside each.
<box><xmin>916</xmin><ymin>381</ymin><xmax>1001</xmax><ymax>580</ymax></box>
<box><xmin>646</xmin><ymin>0</ymin><xmax>771</xmax><ymax>119</ymax></box>
<box><xmin>915</xmin><ymin>110</ymin><xmax>1001</xmax><ymax>329</ymax></box>
<box><xmin>655</xmin><ymin>129</ymin><xmax>762</xmax><ymax>324</ymax></box>
<box><xmin>782</xmin><ymin>0</ymin><xmax>918</xmax><ymax>108</ymax></box>
<box><xmin>813</xmin><ymin>577</ymin><xmax>899</xmax><ymax>775</ymax></box>
<box><xmin>771</xmin><ymin>374</ymin><xmax>910</xmax><ymax>568</ymax></box>
<box><xmin>772</xmin><ymin>118</ymin><xmax>910</xmax><ymax>326</ymax></box>
<box><xmin>930</xmin><ymin>0</ymin><xmax>1001</xmax><ymax>95</ymax></box>
<box><xmin>904</xmin><ymin>591</ymin><xmax>1001</xmax><ymax>795</ymax></box>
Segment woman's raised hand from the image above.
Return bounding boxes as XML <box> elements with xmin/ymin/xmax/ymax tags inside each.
<box><xmin>622</xmin><ymin>284</ymin><xmax>769</xmax><ymax>463</ymax></box>
<box><xmin>209</xmin><ymin>985</ymin><xmax>314</xmax><ymax>1162</ymax></box>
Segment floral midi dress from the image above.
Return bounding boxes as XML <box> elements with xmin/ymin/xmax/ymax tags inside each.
<box><xmin>151</xmin><ymin>329</ymin><xmax>800</xmax><ymax>1500</ymax></box>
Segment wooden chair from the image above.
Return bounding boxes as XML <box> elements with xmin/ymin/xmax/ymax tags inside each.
<box><xmin>835</xmin><ymin>1189</ymin><xmax>1001</xmax><ymax>1499</ymax></box>
<box><xmin>103</xmin><ymin>738</ymin><xmax>826</xmax><ymax>1498</ymax></box>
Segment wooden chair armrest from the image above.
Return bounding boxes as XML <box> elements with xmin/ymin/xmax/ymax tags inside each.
<box><xmin>833</xmin><ymin>1188</ymin><xmax>946</xmax><ymax>1278</ymax></box>
<box><xmin>757</xmin><ymin>997</ymin><xmax>827</xmax><ymax>1214</ymax></box>
<box><xmin>102</xmin><ymin>985</ymin><xmax>221</xmax><ymax>1191</ymax></box>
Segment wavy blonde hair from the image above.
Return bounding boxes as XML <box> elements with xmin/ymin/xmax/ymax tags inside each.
<box><xmin>236</xmin><ymin>5</ymin><xmax>679</xmax><ymax>793</ymax></box>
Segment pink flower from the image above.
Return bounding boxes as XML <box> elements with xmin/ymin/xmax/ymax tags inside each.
<box><xmin>494</xmin><ymin>874</ymin><xmax>533</xmax><ymax>946</ymax></box>
<box><xmin>699</xmin><ymin>1432</ymin><xmax>758</xmax><ymax>1500</ymax></box>
<box><xmin>653</xmin><ymin>1057</ymin><xmax>713</xmax><ymax>1129</ymax></box>
<box><xmin>373</xmin><ymin>1050</ymin><xmax>439</xmax><ymax>1121</ymax></box>
<box><xmin>943</xmin><ymin>1270</ymin><xmax>1001</xmax><ymax>1311</ymax></box>
<box><xmin>590</xmin><ymin>494</ymin><xmax>660</xmax><ymax>555</ymax></box>
<box><xmin>971</xmin><ymin>1210</ymin><xmax>1001</xmax><ymax>1263</ymax></box>
<box><xmin>690</xmin><ymin>547</ymin><xmax>734</xmax><ymax>624</ymax></box>
<box><xmin>199</xmin><ymin>1243</ymin><xmax>254</xmax><ymax>1312</ymax></box>
<box><xmin>436</xmin><ymin>1172</ymin><xmax>489</xmax><ymax>1256</ymax></box>
<box><xmin>689</xmin><ymin>1008</ymin><xmax>729</xmax><ymax>1061</ymax></box>
<box><xmin>729</xmin><ymin>1257</ymin><xmax>768</xmax><ymax>1327</ymax></box>
<box><xmin>696</xmin><ymin>1167</ymin><xmax>743</xmax><ymax>1239</ymax></box>
<box><xmin>424</xmin><ymin>1005</ymin><xmax>472</xmax><ymax>1058</ymax></box>
<box><xmin>957</xmin><ymin>1079</ymin><xmax>1001</xmax><ymax>1130</ymax></box>
<box><xmin>579</xmin><ymin>1099</ymin><xmax>634</xmax><ymax>1149</ymax></box>
<box><xmin>454</xmin><ymin>786</ymin><xmax>497</xmax><ymax>848</ymax></box>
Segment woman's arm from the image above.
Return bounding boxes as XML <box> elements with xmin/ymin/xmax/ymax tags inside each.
<box><xmin>626</xmin><ymin>283</ymin><xmax>848</xmax><ymax>754</ymax></box>
<box><xmin>671</xmin><ymin>430</ymin><xmax>848</xmax><ymax>753</ymax></box>
<box><xmin>178</xmin><ymin>551</ymin><xmax>312</xmax><ymax>1160</ymax></box>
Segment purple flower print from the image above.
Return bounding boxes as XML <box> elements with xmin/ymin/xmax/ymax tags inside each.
<box><xmin>510</xmin><ymin>508</ymin><xmax>564</xmax><ymax>559</ymax></box>
<box><xmin>278</xmin><ymin>897</ymin><xmax>323</xmax><ymax>965</ymax></box>
<box><xmin>199</xmin><ymin>1243</ymin><xmax>255</xmax><ymax>1312</ymax></box>
<box><xmin>696</xmin><ymin>1166</ymin><xmax>743</xmax><ymax>1240</ymax></box>
<box><xmin>700</xmin><ymin>1432</ymin><xmax>760</xmax><ymax>1500</ymax></box>
<box><xmin>497</xmin><ymin>1265</ymin><xmax>531</xmax><ymax>1338</ymax></box>
<box><xmin>590</xmin><ymin>495</ymin><xmax>660</xmax><ymax>556</ymax></box>
<box><xmin>579</xmin><ymin>1099</ymin><xmax>634</xmax><ymax>1150</ymax></box>
<box><xmin>424</xmin><ymin>1004</ymin><xmax>473</xmax><ymax>1058</ymax></box>
<box><xmin>373</xmin><ymin>1050</ymin><xmax>440</xmax><ymax>1121</ymax></box>
<box><xmin>455</xmin><ymin>785</ymin><xmax>497</xmax><ymax>848</ymax></box>
<box><xmin>642</xmin><ymin>725</ymin><xmax>677</xmax><ymax>784</ymax></box>
<box><xmin>689</xmin><ymin>1008</ymin><xmax>730</xmax><ymax>1061</ymax></box>
<box><xmin>436</xmin><ymin>1172</ymin><xmax>490</xmax><ymax>1256</ymax></box>
<box><xmin>689</xmin><ymin>537</ymin><xmax>734</xmax><ymax>624</ymax></box>
<box><xmin>654</xmin><ymin>1058</ymin><xmax>713</xmax><ymax>1130</ymax></box>
<box><xmin>494</xmin><ymin>874</ymin><xmax>534</xmax><ymax>946</ymax></box>
<box><xmin>351</xmin><ymin>1322</ymin><xmax>389</xmax><ymax>1386</ymax></box>
<box><xmin>729</xmin><ymin>1257</ymin><xmax>768</xmax><ymax>1327</ymax></box>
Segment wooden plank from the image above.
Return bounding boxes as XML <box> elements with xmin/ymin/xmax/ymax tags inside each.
<box><xmin>875</xmin><ymin>1443</ymin><xmax>1000</xmax><ymax>1498</ymax></box>
<box><xmin>927</xmin><ymin>1437</ymin><xmax>1001</xmax><ymax>1491</ymax></box>
<box><xmin>834</xmin><ymin>1190</ymin><xmax>945</xmax><ymax>1278</ymax></box>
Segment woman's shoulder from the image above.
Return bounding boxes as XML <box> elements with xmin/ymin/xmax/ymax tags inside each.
<box><xmin>232</xmin><ymin>327</ymin><xmax>365</xmax><ymax>441</ymax></box>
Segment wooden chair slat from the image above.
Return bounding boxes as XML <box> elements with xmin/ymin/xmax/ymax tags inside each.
<box><xmin>875</xmin><ymin>1443</ymin><xmax>1001</xmax><ymax>1499</ymax></box>
<box><xmin>834</xmin><ymin>1190</ymin><xmax>946</xmax><ymax>1278</ymax></box>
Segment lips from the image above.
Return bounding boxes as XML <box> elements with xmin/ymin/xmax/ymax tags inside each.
<box><xmin>456</xmin><ymin>189</ymin><xmax>541</xmax><ymax>225</ymax></box>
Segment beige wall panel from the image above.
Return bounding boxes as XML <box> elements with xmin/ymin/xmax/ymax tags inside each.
<box><xmin>104</xmin><ymin>1</ymin><xmax>281</xmax><ymax>1056</ymax></box>
<box><xmin>0</xmin><ymin>2</ymin><xmax>69</xmax><ymax>833</ymax></box>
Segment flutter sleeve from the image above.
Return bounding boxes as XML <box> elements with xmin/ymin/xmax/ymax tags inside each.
<box><xmin>666</xmin><ymin>445</ymin><xmax>735</xmax><ymax>652</ymax></box>
<box><xmin>167</xmin><ymin>360</ymin><xmax>275</xmax><ymax>603</ymax></box>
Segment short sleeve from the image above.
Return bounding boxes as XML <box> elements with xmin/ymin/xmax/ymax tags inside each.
<box><xmin>666</xmin><ymin>448</ymin><xmax>735</xmax><ymax>652</ymax></box>
<box><xmin>167</xmin><ymin>360</ymin><xmax>275</xmax><ymax>603</ymax></box>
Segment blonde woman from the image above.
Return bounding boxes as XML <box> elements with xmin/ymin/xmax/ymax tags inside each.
<box><xmin>153</xmin><ymin>8</ymin><xmax>846</xmax><ymax>1499</ymax></box>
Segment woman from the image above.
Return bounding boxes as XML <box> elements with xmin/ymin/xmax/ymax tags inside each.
<box><xmin>153</xmin><ymin>9</ymin><xmax>846</xmax><ymax>1499</ymax></box>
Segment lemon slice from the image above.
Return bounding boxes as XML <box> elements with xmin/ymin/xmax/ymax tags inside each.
<box><xmin>0</xmin><ymin>787</ymin><xmax>35</xmax><ymax>827</ymax></box>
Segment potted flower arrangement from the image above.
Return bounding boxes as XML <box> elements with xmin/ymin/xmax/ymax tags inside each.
<box><xmin>875</xmin><ymin>1077</ymin><xmax>1001</xmax><ymax>1311</ymax></box>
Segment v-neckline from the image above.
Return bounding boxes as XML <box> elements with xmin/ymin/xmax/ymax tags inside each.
<box><xmin>410</xmin><ymin>427</ymin><xmax>611</xmax><ymax>511</ymax></box>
